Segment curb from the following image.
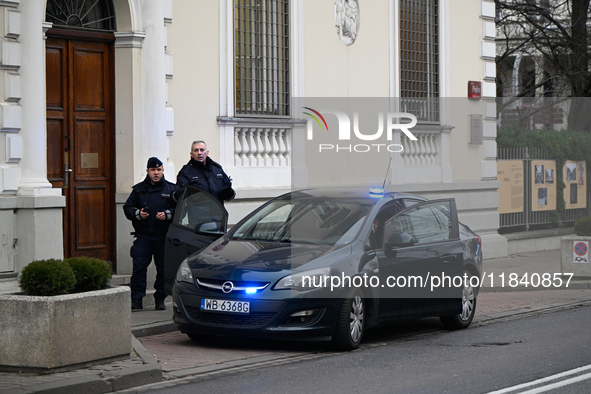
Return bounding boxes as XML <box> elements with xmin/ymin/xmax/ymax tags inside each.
<box><xmin>12</xmin><ymin>337</ymin><xmax>162</xmax><ymax>394</ymax></box>
<box><xmin>480</xmin><ymin>280</ymin><xmax>591</xmax><ymax>292</ymax></box>
<box><xmin>132</xmin><ymin>322</ymin><xmax>177</xmax><ymax>338</ymax></box>
<box><xmin>473</xmin><ymin>296</ymin><xmax>591</xmax><ymax>326</ymax></box>
<box><xmin>106</xmin><ymin>336</ymin><xmax>163</xmax><ymax>391</ymax></box>
<box><xmin>165</xmin><ymin>353</ymin><xmax>309</xmax><ymax>380</ymax></box>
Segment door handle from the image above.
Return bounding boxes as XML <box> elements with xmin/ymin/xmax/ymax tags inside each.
<box><xmin>64</xmin><ymin>135</ymin><xmax>72</xmax><ymax>188</ymax></box>
<box><xmin>441</xmin><ymin>254</ymin><xmax>457</xmax><ymax>263</ymax></box>
<box><xmin>171</xmin><ymin>238</ymin><xmax>182</xmax><ymax>246</ymax></box>
<box><xmin>64</xmin><ymin>163</ymin><xmax>73</xmax><ymax>188</ymax></box>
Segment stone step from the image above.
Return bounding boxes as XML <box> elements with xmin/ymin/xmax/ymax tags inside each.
<box><xmin>109</xmin><ymin>274</ymin><xmax>131</xmax><ymax>286</ymax></box>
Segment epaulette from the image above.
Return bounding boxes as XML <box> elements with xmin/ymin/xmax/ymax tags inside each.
<box><xmin>131</xmin><ymin>182</ymin><xmax>144</xmax><ymax>191</ymax></box>
<box><xmin>131</xmin><ymin>177</ymin><xmax>149</xmax><ymax>191</ymax></box>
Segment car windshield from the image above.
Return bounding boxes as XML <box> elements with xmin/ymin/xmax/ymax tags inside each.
<box><xmin>230</xmin><ymin>198</ymin><xmax>372</xmax><ymax>246</ymax></box>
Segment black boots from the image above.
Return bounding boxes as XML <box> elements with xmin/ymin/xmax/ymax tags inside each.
<box><xmin>131</xmin><ymin>298</ymin><xmax>143</xmax><ymax>310</ymax></box>
<box><xmin>155</xmin><ymin>296</ymin><xmax>167</xmax><ymax>310</ymax></box>
<box><xmin>132</xmin><ymin>297</ymin><xmax>166</xmax><ymax>310</ymax></box>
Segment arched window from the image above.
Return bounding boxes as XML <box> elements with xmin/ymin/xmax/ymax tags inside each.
<box><xmin>46</xmin><ymin>0</ymin><xmax>116</xmax><ymax>31</ymax></box>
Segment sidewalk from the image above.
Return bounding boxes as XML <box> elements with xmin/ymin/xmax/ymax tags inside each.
<box><xmin>2</xmin><ymin>249</ymin><xmax>591</xmax><ymax>394</ymax></box>
<box><xmin>481</xmin><ymin>249</ymin><xmax>591</xmax><ymax>291</ymax></box>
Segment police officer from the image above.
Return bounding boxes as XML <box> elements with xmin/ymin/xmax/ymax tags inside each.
<box><xmin>176</xmin><ymin>140</ymin><xmax>235</xmax><ymax>204</ymax></box>
<box><xmin>123</xmin><ymin>157</ymin><xmax>177</xmax><ymax>310</ymax></box>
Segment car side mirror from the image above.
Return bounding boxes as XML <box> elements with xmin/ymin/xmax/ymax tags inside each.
<box><xmin>194</xmin><ymin>222</ymin><xmax>223</xmax><ymax>236</ymax></box>
<box><xmin>386</xmin><ymin>232</ymin><xmax>416</xmax><ymax>249</ymax></box>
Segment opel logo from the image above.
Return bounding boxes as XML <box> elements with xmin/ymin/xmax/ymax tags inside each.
<box><xmin>221</xmin><ymin>281</ymin><xmax>234</xmax><ymax>294</ymax></box>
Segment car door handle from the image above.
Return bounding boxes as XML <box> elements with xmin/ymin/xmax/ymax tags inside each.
<box><xmin>441</xmin><ymin>254</ymin><xmax>457</xmax><ymax>263</ymax></box>
<box><xmin>171</xmin><ymin>238</ymin><xmax>182</xmax><ymax>246</ymax></box>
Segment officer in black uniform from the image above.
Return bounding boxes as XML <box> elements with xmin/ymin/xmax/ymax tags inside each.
<box><xmin>123</xmin><ymin>157</ymin><xmax>178</xmax><ymax>310</ymax></box>
<box><xmin>176</xmin><ymin>140</ymin><xmax>235</xmax><ymax>204</ymax></box>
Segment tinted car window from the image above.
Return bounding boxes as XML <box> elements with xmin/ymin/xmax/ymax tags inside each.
<box><xmin>384</xmin><ymin>200</ymin><xmax>452</xmax><ymax>245</ymax></box>
<box><xmin>176</xmin><ymin>190</ymin><xmax>226</xmax><ymax>233</ymax></box>
<box><xmin>231</xmin><ymin>199</ymin><xmax>372</xmax><ymax>246</ymax></box>
<box><xmin>365</xmin><ymin>201</ymin><xmax>404</xmax><ymax>250</ymax></box>
<box><xmin>403</xmin><ymin>198</ymin><xmax>423</xmax><ymax>208</ymax></box>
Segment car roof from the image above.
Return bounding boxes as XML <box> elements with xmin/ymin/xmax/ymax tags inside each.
<box><xmin>275</xmin><ymin>187</ymin><xmax>426</xmax><ymax>204</ymax></box>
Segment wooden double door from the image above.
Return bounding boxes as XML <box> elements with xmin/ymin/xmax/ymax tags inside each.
<box><xmin>46</xmin><ymin>30</ymin><xmax>116</xmax><ymax>265</ymax></box>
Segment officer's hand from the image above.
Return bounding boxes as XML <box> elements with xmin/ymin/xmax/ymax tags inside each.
<box><xmin>173</xmin><ymin>185</ymin><xmax>185</xmax><ymax>202</ymax></box>
<box><xmin>156</xmin><ymin>212</ymin><xmax>167</xmax><ymax>220</ymax></box>
<box><xmin>140</xmin><ymin>209</ymin><xmax>150</xmax><ymax>219</ymax></box>
<box><xmin>219</xmin><ymin>187</ymin><xmax>236</xmax><ymax>201</ymax></box>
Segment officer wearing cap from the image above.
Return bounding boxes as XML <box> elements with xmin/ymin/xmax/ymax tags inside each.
<box><xmin>176</xmin><ymin>140</ymin><xmax>235</xmax><ymax>204</ymax></box>
<box><xmin>123</xmin><ymin>157</ymin><xmax>178</xmax><ymax>310</ymax></box>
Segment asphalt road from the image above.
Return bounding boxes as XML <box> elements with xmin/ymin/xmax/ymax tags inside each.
<box><xmin>123</xmin><ymin>305</ymin><xmax>591</xmax><ymax>394</ymax></box>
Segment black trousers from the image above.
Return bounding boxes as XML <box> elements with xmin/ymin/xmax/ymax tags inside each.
<box><xmin>130</xmin><ymin>236</ymin><xmax>166</xmax><ymax>300</ymax></box>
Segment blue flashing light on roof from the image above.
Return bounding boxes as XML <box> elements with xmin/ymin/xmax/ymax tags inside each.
<box><xmin>369</xmin><ymin>187</ymin><xmax>384</xmax><ymax>199</ymax></box>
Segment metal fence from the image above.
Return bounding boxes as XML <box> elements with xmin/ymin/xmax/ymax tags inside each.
<box><xmin>498</xmin><ymin>147</ymin><xmax>591</xmax><ymax>230</ymax></box>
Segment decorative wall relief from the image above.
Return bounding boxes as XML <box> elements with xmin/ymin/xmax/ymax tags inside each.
<box><xmin>335</xmin><ymin>0</ymin><xmax>360</xmax><ymax>46</ymax></box>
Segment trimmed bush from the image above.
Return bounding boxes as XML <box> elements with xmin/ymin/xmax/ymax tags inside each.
<box><xmin>64</xmin><ymin>257</ymin><xmax>112</xmax><ymax>293</ymax></box>
<box><xmin>574</xmin><ymin>217</ymin><xmax>591</xmax><ymax>236</ymax></box>
<box><xmin>19</xmin><ymin>259</ymin><xmax>76</xmax><ymax>296</ymax></box>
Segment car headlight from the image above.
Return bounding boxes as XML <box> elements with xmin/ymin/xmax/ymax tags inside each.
<box><xmin>274</xmin><ymin>267</ymin><xmax>331</xmax><ymax>291</ymax></box>
<box><xmin>176</xmin><ymin>260</ymin><xmax>193</xmax><ymax>284</ymax></box>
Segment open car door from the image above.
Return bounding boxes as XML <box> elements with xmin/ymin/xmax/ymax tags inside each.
<box><xmin>376</xmin><ymin>198</ymin><xmax>463</xmax><ymax>318</ymax></box>
<box><xmin>164</xmin><ymin>186</ymin><xmax>228</xmax><ymax>294</ymax></box>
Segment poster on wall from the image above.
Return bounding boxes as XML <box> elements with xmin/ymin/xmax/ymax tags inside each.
<box><xmin>497</xmin><ymin>160</ymin><xmax>524</xmax><ymax>214</ymax></box>
<box><xmin>531</xmin><ymin>160</ymin><xmax>557</xmax><ymax>212</ymax></box>
<box><xmin>564</xmin><ymin>161</ymin><xmax>587</xmax><ymax>209</ymax></box>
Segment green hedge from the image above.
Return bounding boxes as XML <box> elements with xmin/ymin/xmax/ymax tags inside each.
<box><xmin>19</xmin><ymin>259</ymin><xmax>76</xmax><ymax>296</ymax></box>
<box><xmin>497</xmin><ymin>128</ymin><xmax>591</xmax><ymax>162</ymax></box>
<box><xmin>64</xmin><ymin>257</ymin><xmax>112</xmax><ymax>293</ymax></box>
<box><xmin>574</xmin><ymin>217</ymin><xmax>591</xmax><ymax>236</ymax></box>
<box><xmin>19</xmin><ymin>257</ymin><xmax>112</xmax><ymax>296</ymax></box>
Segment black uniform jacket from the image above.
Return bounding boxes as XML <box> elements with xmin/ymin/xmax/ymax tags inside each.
<box><xmin>123</xmin><ymin>176</ymin><xmax>178</xmax><ymax>239</ymax></box>
<box><xmin>176</xmin><ymin>157</ymin><xmax>235</xmax><ymax>204</ymax></box>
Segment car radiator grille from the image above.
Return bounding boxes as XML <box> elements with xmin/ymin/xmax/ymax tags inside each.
<box><xmin>185</xmin><ymin>307</ymin><xmax>276</xmax><ymax>327</ymax></box>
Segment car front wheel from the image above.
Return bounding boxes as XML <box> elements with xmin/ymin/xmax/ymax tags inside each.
<box><xmin>331</xmin><ymin>288</ymin><xmax>365</xmax><ymax>351</ymax></box>
<box><xmin>440</xmin><ymin>273</ymin><xmax>476</xmax><ymax>330</ymax></box>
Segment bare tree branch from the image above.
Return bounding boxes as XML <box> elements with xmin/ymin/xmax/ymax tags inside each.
<box><xmin>496</xmin><ymin>0</ymin><xmax>591</xmax><ymax>130</ymax></box>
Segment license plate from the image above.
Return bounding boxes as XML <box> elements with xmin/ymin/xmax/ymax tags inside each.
<box><xmin>200</xmin><ymin>299</ymin><xmax>250</xmax><ymax>314</ymax></box>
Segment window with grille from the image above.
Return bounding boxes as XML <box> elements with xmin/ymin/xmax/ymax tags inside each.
<box><xmin>46</xmin><ymin>0</ymin><xmax>115</xmax><ymax>31</ymax></box>
<box><xmin>234</xmin><ymin>0</ymin><xmax>290</xmax><ymax>117</ymax></box>
<box><xmin>400</xmin><ymin>0</ymin><xmax>439</xmax><ymax>123</ymax></box>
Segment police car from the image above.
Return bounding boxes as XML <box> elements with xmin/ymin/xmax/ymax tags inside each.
<box><xmin>164</xmin><ymin>187</ymin><xmax>482</xmax><ymax>350</ymax></box>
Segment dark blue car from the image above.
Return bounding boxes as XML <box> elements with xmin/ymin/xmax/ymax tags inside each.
<box><xmin>165</xmin><ymin>187</ymin><xmax>482</xmax><ymax>350</ymax></box>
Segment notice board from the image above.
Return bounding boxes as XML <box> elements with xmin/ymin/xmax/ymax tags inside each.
<box><xmin>531</xmin><ymin>160</ymin><xmax>556</xmax><ymax>212</ymax></box>
<box><xmin>564</xmin><ymin>161</ymin><xmax>587</xmax><ymax>209</ymax></box>
<box><xmin>497</xmin><ymin>160</ymin><xmax>524</xmax><ymax>214</ymax></box>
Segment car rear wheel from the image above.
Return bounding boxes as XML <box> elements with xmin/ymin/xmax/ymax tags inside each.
<box><xmin>440</xmin><ymin>273</ymin><xmax>476</xmax><ymax>330</ymax></box>
<box><xmin>331</xmin><ymin>288</ymin><xmax>365</xmax><ymax>351</ymax></box>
